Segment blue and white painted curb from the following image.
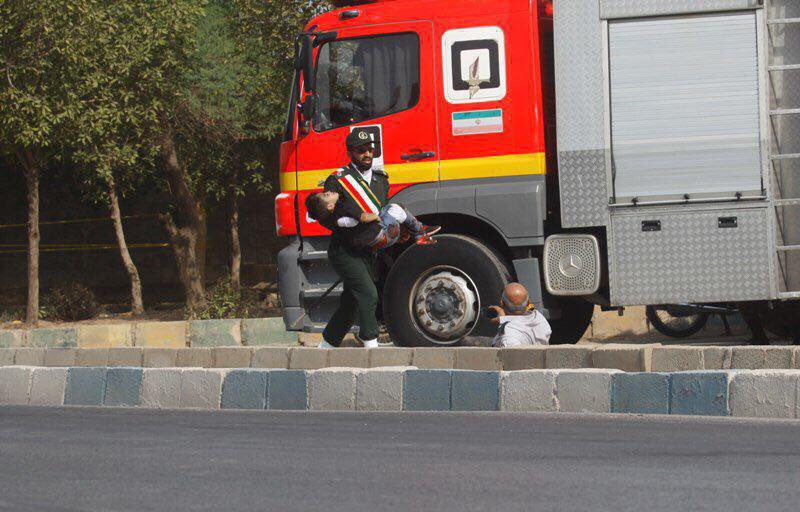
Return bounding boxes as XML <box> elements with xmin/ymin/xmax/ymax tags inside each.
<box><xmin>2</xmin><ymin>366</ymin><xmax>800</xmax><ymax>419</ymax></box>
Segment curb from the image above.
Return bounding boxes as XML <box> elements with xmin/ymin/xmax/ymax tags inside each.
<box><xmin>0</xmin><ymin>317</ymin><xmax>297</xmax><ymax>350</ymax></box>
<box><xmin>1</xmin><ymin>346</ymin><xmax>800</xmax><ymax>372</ymax></box>
<box><xmin>3</xmin><ymin>366</ymin><xmax>800</xmax><ymax>419</ymax></box>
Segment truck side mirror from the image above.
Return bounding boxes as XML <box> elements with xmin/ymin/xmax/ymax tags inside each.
<box><xmin>301</xmin><ymin>35</ymin><xmax>315</xmax><ymax>94</ymax></box>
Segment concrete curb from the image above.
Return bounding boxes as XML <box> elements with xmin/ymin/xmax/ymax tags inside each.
<box><xmin>1</xmin><ymin>317</ymin><xmax>299</xmax><ymax>350</ymax></box>
<box><xmin>2</xmin><ymin>366</ymin><xmax>799</xmax><ymax>419</ymax></box>
<box><xmin>2</xmin><ymin>346</ymin><xmax>800</xmax><ymax>372</ymax></box>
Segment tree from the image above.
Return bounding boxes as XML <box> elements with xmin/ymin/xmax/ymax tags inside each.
<box><xmin>80</xmin><ymin>0</ymin><xmax>206</xmax><ymax>313</ymax></box>
<box><xmin>64</xmin><ymin>1</ymin><xmax>192</xmax><ymax>316</ymax></box>
<box><xmin>64</xmin><ymin>4</ymin><xmax>150</xmax><ymax>317</ymax></box>
<box><xmin>178</xmin><ymin>0</ymin><xmax>267</xmax><ymax>290</ymax></box>
<box><xmin>0</xmin><ymin>1</ymin><xmax>92</xmax><ymax>324</ymax></box>
<box><xmin>156</xmin><ymin>0</ymin><xmax>326</xmax><ymax>298</ymax></box>
<box><xmin>1</xmin><ymin>0</ymin><xmax>328</xmax><ymax>317</ymax></box>
<box><xmin>186</xmin><ymin>0</ymin><xmax>328</xmax><ymax>289</ymax></box>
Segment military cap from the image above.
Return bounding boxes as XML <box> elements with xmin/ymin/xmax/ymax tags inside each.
<box><xmin>346</xmin><ymin>128</ymin><xmax>379</xmax><ymax>149</ymax></box>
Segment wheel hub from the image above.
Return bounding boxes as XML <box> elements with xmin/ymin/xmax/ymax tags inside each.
<box><xmin>413</xmin><ymin>271</ymin><xmax>478</xmax><ymax>340</ymax></box>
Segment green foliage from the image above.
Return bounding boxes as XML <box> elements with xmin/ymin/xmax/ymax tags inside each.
<box><xmin>1</xmin><ymin>0</ymin><xmax>328</xmax><ymax>192</ymax></box>
<box><xmin>232</xmin><ymin>0</ymin><xmax>330</xmax><ymax>138</ymax></box>
<box><xmin>189</xmin><ymin>277</ymin><xmax>264</xmax><ymax>320</ymax></box>
<box><xmin>0</xmin><ymin>307</ymin><xmax>25</xmax><ymax>323</ymax></box>
<box><xmin>0</xmin><ymin>1</ymin><xmax>84</xmax><ymax>160</ymax></box>
<box><xmin>0</xmin><ymin>0</ymin><xmax>205</xmax><ymax>199</ymax></box>
<box><xmin>66</xmin><ymin>0</ymin><xmax>206</xmax><ymax>203</ymax></box>
<box><xmin>43</xmin><ymin>282</ymin><xmax>101</xmax><ymax>321</ymax></box>
<box><xmin>173</xmin><ymin>0</ymin><xmax>331</xmax><ymax>204</ymax></box>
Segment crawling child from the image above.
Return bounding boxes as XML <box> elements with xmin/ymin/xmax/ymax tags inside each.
<box><xmin>305</xmin><ymin>191</ymin><xmax>441</xmax><ymax>252</ymax></box>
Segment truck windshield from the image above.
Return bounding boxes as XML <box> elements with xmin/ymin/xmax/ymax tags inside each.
<box><xmin>314</xmin><ymin>33</ymin><xmax>420</xmax><ymax>132</ymax></box>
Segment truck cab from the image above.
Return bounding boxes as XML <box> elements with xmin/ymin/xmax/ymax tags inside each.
<box><xmin>276</xmin><ymin>0</ymin><xmax>578</xmax><ymax>346</ymax></box>
<box><xmin>278</xmin><ymin>0</ymin><xmax>800</xmax><ymax>344</ymax></box>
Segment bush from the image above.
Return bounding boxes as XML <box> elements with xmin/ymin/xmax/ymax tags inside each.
<box><xmin>0</xmin><ymin>307</ymin><xmax>24</xmax><ymax>323</ymax></box>
<box><xmin>189</xmin><ymin>278</ymin><xmax>263</xmax><ymax>320</ymax></box>
<box><xmin>44</xmin><ymin>282</ymin><xmax>101</xmax><ymax>321</ymax></box>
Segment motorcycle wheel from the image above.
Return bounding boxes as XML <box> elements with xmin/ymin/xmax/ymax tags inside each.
<box><xmin>646</xmin><ymin>305</ymin><xmax>709</xmax><ymax>339</ymax></box>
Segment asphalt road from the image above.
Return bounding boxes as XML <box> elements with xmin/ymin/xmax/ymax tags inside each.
<box><xmin>0</xmin><ymin>408</ymin><xmax>799</xmax><ymax>512</ymax></box>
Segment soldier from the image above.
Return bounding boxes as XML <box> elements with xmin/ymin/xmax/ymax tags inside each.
<box><xmin>314</xmin><ymin>128</ymin><xmax>393</xmax><ymax>349</ymax></box>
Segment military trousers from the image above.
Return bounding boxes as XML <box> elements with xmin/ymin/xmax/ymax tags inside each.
<box><xmin>322</xmin><ymin>239</ymin><xmax>380</xmax><ymax>346</ymax></box>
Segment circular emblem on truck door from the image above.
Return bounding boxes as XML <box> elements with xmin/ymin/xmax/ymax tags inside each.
<box><xmin>559</xmin><ymin>254</ymin><xmax>583</xmax><ymax>278</ymax></box>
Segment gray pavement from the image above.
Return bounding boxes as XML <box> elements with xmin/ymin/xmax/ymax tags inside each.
<box><xmin>0</xmin><ymin>408</ymin><xmax>799</xmax><ymax>512</ymax></box>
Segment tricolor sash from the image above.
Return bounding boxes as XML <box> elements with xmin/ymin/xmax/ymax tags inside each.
<box><xmin>339</xmin><ymin>171</ymin><xmax>382</xmax><ymax>215</ymax></box>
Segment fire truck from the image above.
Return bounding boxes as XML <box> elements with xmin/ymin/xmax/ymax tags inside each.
<box><xmin>276</xmin><ymin>0</ymin><xmax>800</xmax><ymax>346</ymax></box>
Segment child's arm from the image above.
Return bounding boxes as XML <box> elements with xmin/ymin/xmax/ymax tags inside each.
<box><xmin>360</xmin><ymin>212</ymin><xmax>379</xmax><ymax>223</ymax></box>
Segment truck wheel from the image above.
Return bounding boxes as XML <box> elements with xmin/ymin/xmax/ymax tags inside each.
<box><xmin>547</xmin><ymin>297</ymin><xmax>594</xmax><ymax>344</ymax></box>
<box><xmin>383</xmin><ymin>234</ymin><xmax>510</xmax><ymax>347</ymax></box>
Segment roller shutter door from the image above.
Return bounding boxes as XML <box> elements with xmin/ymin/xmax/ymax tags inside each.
<box><xmin>609</xmin><ymin>12</ymin><xmax>762</xmax><ymax>201</ymax></box>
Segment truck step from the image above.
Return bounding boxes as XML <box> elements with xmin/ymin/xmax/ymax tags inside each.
<box><xmin>301</xmin><ymin>285</ymin><xmax>343</xmax><ymax>299</ymax></box>
<box><xmin>774</xmin><ymin>198</ymin><xmax>800</xmax><ymax>206</ymax></box>
<box><xmin>770</xmin><ymin>108</ymin><xmax>800</xmax><ymax>116</ymax></box>
<box><xmin>299</xmin><ymin>250</ymin><xmax>329</xmax><ymax>262</ymax></box>
<box><xmin>771</xmin><ymin>153</ymin><xmax>800</xmax><ymax>161</ymax></box>
<box><xmin>768</xmin><ymin>18</ymin><xmax>800</xmax><ymax>25</ymax></box>
<box><xmin>769</xmin><ymin>64</ymin><xmax>800</xmax><ymax>72</ymax></box>
<box><xmin>778</xmin><ymin>291</ymin><xmax>800</xmax><ymax>300</ymax></box>
<box><xmin>777</xmin><ymin>244</ymin><xmax>800</xmax><ymax>252</ymax></box>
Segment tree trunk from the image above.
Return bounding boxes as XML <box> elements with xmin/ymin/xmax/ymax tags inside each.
<box><xmin>108</xmin><ymin>178</ymin><xmax>144</xmax><ymax>315</ymax></box>
<box><xmin>160</xmin><ymin>213</ymin><xmax>206</xmax><ymax>312</ymax></box>
<box><xmin>18</xmin><ymin>150</ymin><xmax>40</xmax><ymax>325</ymax></box>
<box><xmin>228</xmin><ymin>191</ymin><xmax>241</xmax><ymax>289</ymax></box>
<box><xmin>157</xmin><ymin>117</ymin><xmax>206</xmax><ymax>312</ymax></box>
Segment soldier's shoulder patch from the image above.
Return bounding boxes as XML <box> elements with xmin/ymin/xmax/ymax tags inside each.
<box><xmin>331</xmin><ymin>169</ymin><xmax>347</xmax><ymax>178</ymax></box>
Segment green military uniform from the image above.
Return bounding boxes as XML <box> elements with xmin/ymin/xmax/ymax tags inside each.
<box><xmin>322</xmin><ymin>161</ymin><xmax>390</xmax><ymax>346</ymax></box>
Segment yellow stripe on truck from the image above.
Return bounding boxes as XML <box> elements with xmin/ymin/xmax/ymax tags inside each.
<box><xmin>280</xmin><ymin>152</ymin><xmax>547</xmax><ymax>192</ymax></box>
<box><xmin>440</xmin><ymin>153</ymin><xmax>546</xmax><ymax>181</ymax></box>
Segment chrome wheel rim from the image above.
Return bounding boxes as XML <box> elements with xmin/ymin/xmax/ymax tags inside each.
<box><xmin>409</xmin><ymin>266</ymin><xmax>479</xmax><ymax>345</ymax></box>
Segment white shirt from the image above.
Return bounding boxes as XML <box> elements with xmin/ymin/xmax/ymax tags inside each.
<box><xmin>336</xmin><ymin>203</ymin><xmax>405</xmax><ymax>229</ymax></box>
<box><xmin>350</xmin><ymin>163</ymin><xmax>372</xmax><ymax>184</ymax></box>
<box><xmin>492</xmin><ymin>310</ymin><xmax>552</xmax><ymax>348</ymax></box>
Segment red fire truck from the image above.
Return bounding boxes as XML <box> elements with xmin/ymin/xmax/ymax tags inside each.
<box><xmin>277</xmin><ymin>0</ymin><xmax>800</xmax><ymax>345</ymax></box>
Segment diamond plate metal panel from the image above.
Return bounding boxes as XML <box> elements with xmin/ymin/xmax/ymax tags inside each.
<box><xmin>769</xmin><ymin>0</ymin><xmax>800</xmax><ymax>19</ymax></box>
<box><xmin>554</xmin><ymin>0</ymin><xmax>605</xmax><ymax>152</ymax></box>
<box><xmin>554</xmin><ymin>0</ymin><xmax>609</xmax><ymax>228</ymax></box>
<box><xmin>610</xmin><ymin>209</ymin><xmax>772</xmax><ymax>305</ymax></box>
<box><xmin>558</xmin><ymin>150</ymin><xmax>609</xmax><ymax>228</ymax></box>
<box><xmin>601</xmin><ymin>0</ymin><xmax>760</xmax><ymax>19</ymax></box>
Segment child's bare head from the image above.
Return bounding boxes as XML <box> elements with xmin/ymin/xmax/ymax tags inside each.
<box><xmin>305</xmin><ymin>191</ymin><xmax>338</xmax><ymax>221</ymax></box>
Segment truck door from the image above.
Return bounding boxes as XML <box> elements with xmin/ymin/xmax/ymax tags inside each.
<box><xmin>296</xmin><ymin>21</ymin><xmax>440</xmax><ymax>237</ymax></box>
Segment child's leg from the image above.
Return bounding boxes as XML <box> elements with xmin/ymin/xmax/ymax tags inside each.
<box><xmin>369</xmin><ymin>213</ymin><xmax>402</xmax><ymax>251</ymax></box>
<box><xmin>381</xmin><ymin>204</ymin><xmax>423</xmax><ymax>235</ymax></box>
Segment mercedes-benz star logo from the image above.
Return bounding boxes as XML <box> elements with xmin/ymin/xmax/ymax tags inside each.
<box><xmin>559</xmin><ymin>254</ymin><xmax>583</xmax><ymax>278</ymax></box>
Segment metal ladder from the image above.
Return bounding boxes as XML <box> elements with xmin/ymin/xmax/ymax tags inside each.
<box><xmin>766</xmin><ymin>2</ymin><xmax>800</xmax><ymax>298</ymax></box>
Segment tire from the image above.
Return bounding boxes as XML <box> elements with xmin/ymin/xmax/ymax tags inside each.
<box><xmin>547</xmin><ymin>297</ymin><xmax>595</xmax><ymax>345</ymax></box>
<box><xmin>645</xmin><ymin>305</ymin><xmax>709</xmax><ymax>339</ymax></box>
<box><xmin>743</xmin><ymin>301</ymin><xmax>800</xmax><ymax>341</ymax></box>
<box><xmin>383</xmin><ymin>234</ymin><xmax>510</xmax><ymax>347</ymax></box>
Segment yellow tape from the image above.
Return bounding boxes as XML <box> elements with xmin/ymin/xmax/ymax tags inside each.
<box><xmin>280</xmin><ymin>152</ymin><xmax>546</xmax><ymax>192</ymax></box>
<box><xmin>0</xmin><ymin>243</ymin><xmax>169</xmax><ymax>254</ymax></box>
<box><xmin>0</xmin><ymin>213</ymin><xmax>160</xmax><ymax>230</ymax></box>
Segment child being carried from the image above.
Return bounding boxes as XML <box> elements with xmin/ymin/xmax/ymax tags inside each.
<box><xmin>306</xmin><ymin>191</ymin><xmax>441</xmax><ymax>252</ymax></box>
